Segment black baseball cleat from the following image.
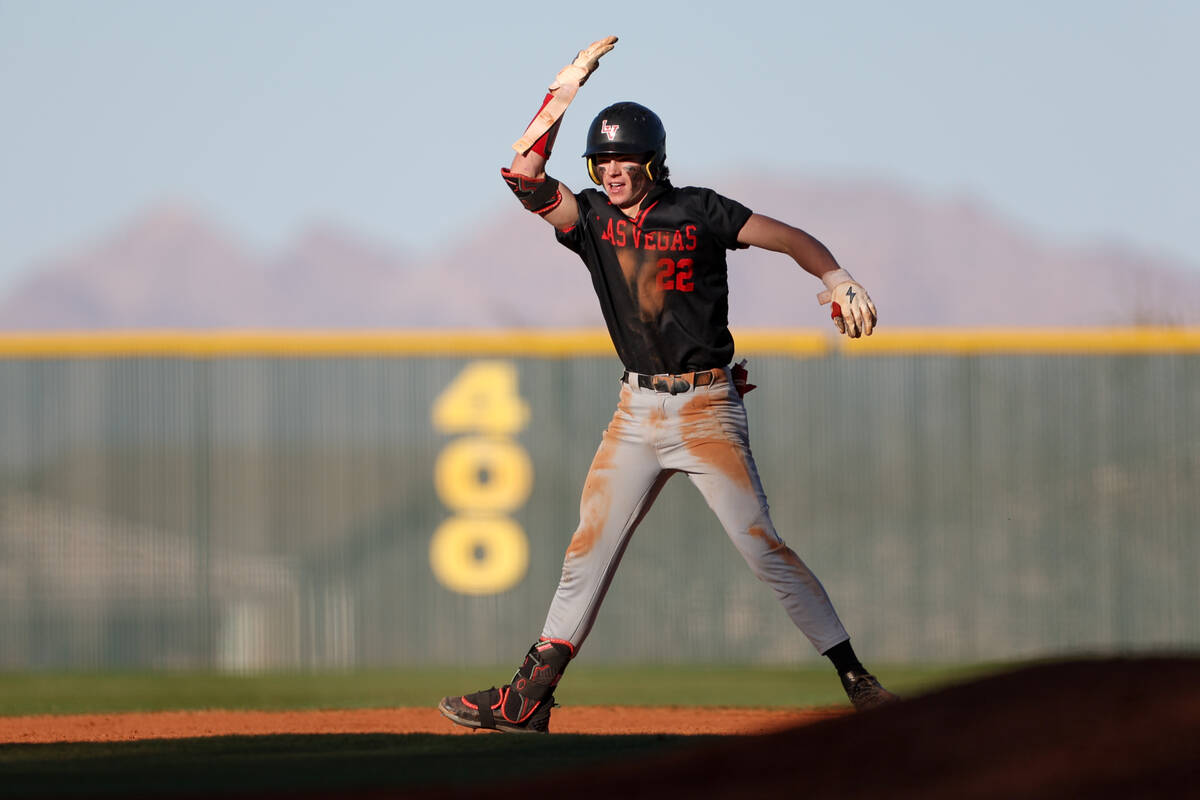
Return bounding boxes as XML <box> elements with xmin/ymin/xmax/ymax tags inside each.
<box><xmin>439</xmin><ymin>639</ymin><xmax>573</xmax><ymax>733</ymax></box>
<box><xmin>438</xmin><ymin>685</ymin><xmax>555</xmax><ymax>734</ymax></box>
<box><xmin>840</xmin><ymin>670</ymin><xmax>900</xmax><ymax>711</ymax></box>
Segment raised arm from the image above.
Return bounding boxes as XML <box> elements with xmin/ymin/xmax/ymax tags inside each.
<box><xmin>500</xmin><ymin>37</ymin><xmax>617</xmax><ymax>232</ymax></box>
<box><xmin>737</xmin><ymin>212</ymin><xmax>878</xmax><ymax>337</ymax></box>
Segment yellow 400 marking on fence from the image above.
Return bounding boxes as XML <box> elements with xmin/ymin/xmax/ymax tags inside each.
<box><xmin>428</xmin><ymin>361</ymin><xmax>533</xmax><ymax>595</ymax></box>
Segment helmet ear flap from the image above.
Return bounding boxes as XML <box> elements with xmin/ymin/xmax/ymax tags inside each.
<box><xmin>645</xmin><ymin>151</ymin><xmax>664</xmax><ymax>182</ymax></box>
<box><xmin>586</xmin><ymin>157</ymin><xmax>602</xmax><ymax>185</ymax></box>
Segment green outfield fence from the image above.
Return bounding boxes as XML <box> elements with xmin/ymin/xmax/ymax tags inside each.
<box><xmin>1</xmin><ymin>329</ymin><xmax>1197</xmax><ymax>669</ymax></box>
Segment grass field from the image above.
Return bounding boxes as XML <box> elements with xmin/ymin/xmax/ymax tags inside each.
<box><xmin>0</xmin><ymin>663</ymin><xmax>997</xmax><ymax>716</ymax></box>
<box><xmin>0</xmin><ymin>663</ymin><xmax>1003</xmax><ymax>797</ymax></box>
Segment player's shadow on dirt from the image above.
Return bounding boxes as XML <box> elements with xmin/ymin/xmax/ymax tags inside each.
<box><xmin>495</xmin><ymin>656</ymin><xmax>1199</xmax><ymax>800</ymax></box>
<box><xmin>0</xmin><ymin>731</ymin><xmax>705</xmax><ymax>797</ymax></box>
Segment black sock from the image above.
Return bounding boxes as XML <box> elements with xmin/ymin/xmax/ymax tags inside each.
<box><xmin>823</xmin><ymin>640</ymin><xmax>865</xmax><ymax>675</ymax></box>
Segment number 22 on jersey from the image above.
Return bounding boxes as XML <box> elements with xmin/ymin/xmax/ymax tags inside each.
<box><xmin>657</xmin><ymin>257</ymin><xmax>694</xmax><ymax>292</ymax></box>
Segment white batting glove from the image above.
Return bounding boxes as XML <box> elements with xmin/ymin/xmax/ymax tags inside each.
<box><xmin>549</xmin><ymin>35</ymin><xmax>618</xmax><ymax>92</ymax></box>
<box><xmin>817</xmin><ymin>269</ymin><xmax>877</xmax><ymax>338</ymax></box>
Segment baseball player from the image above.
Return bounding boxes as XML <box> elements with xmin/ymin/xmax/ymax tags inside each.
<box><xmin>439</xmin><ymin>37</ymin><xmax>895</xmax><ymax>733</ymax></box>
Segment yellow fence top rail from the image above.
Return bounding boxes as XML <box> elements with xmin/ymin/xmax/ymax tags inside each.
<box><xmin>0</xmin><ymin>328</ymin><xmax>1199</xmax><ymax>358</ymax></box>
<box><xmin>832</xmin><ymin>327</ymin><xmax>1200</xmax><ymax>355</ymax></box>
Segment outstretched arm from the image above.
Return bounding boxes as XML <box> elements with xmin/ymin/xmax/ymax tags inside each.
<box><xmin>737</xmin><ymin>213</ymin><xmax>877</xmax><ymax>337</ymax></box>
<box><xmin>501</xmin><ymin>36</ymin><xmax>617</xmax><ymax>233</ymax></box>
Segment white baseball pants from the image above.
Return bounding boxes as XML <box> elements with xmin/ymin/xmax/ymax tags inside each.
<box><xmin>540</xmin><ymin>367</ymin><xmax>850</xmax><ymax>655</ymax></box>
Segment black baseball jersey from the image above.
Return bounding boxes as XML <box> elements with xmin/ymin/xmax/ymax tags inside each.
<box><xmin>555</xmin><ymin>181</ymin><xmax>753</xmax><ymax>375</ymax></box>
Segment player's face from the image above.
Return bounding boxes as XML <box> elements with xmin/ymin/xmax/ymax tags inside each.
<box><xmin>593</xmin><ymin>154</ymin><xmax>652</xmax><ymax>211</ymax></box>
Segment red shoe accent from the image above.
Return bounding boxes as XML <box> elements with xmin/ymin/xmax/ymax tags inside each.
<box><xmin>461</xmin><ymin>690</ymin><xmax>503</xmax><ymax>713</ymax></box>
<box><xmin>538</xmin><ymin>637</ymin><xmax>577</xmax><ymax>657</ymax></box>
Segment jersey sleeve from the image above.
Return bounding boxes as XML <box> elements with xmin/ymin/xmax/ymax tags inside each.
<box><xmin>554</xmin><ymin>190</ymin><xmax>592</xmax><ymax>254</ymax></box>
<box><xmin>698</xmin><ymin>189</ymin><xmax>753</xmax><ymax>250</ymax></box>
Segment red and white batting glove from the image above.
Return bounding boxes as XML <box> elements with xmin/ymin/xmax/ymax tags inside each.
<box><xmin>817</xmin><ymin>269</ymin><xmax>877</xmax><ymax>338</ymax></box>
<box><xmin>514</xmin><ymin>36</ymin><xmax>618</xmax><ymax>155</ymax></box>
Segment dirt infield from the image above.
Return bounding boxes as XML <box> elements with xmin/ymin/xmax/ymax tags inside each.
<box><xmin>0</xmin><ymin>705</ymin><xmax>848</xmax><ymax>743</ymax></box>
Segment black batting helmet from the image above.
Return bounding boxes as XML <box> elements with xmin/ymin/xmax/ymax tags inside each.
<box><xmin>583</xmin><ymin>102</ymin><xmax>667</xmax><ymax>185</ymax></box>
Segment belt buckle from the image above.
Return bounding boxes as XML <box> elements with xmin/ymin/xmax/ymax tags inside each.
<box><xmin>654</xmin><ymin>374</ymin><xmax>690</xmax><ymax>394</ymax></box>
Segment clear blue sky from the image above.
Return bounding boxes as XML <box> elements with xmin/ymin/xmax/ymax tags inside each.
<box><xmin>2</xmin><ymin>0</ymin><xmax>1197</xmax><ymax>288</ymax></box>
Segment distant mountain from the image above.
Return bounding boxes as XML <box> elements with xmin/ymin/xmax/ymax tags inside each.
<box><xmin>0</xmin><ymin>205</ymin><xmax>268</xmax><ymax>329</ymax></box>
<box><xmin>2</xmin><ymin>174</ymin><xmax>1198</xmax><ymax>330</ymax></box>
<box><xmin>714</xmin><ymin>173</ymin><xmax>1200</xmax><ymax>328</ymax></box>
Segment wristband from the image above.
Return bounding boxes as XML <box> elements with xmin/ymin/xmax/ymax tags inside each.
<box><xmin>526</xmin><ymin>93</ymin><xmax>561</xmax><ymax>159</ymax></box>
<box><xmin>820</xmin><ymin>268</ymin><xmax>854</xmax><ymax>292</ymax></box>
<box><xmin>515</xmin><ymin>92</ymin><xmax>568</xmax><ymax>157</ymax></box>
